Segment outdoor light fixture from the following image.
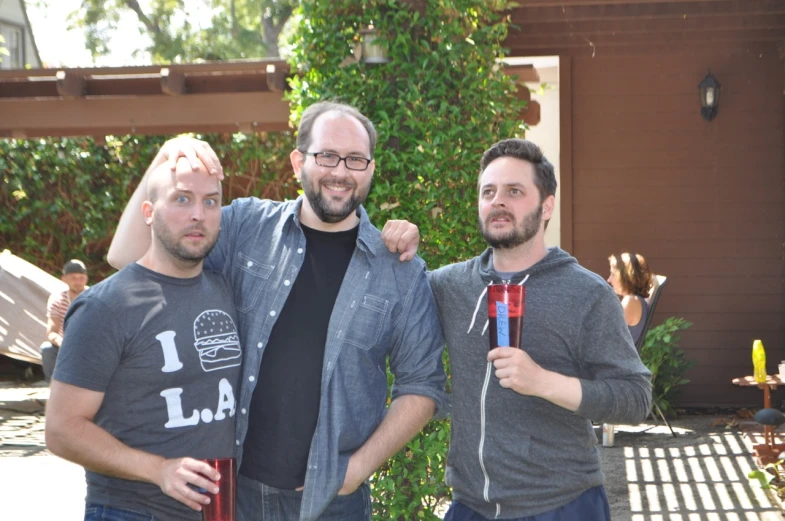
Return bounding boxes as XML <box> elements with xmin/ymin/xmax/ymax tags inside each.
<box><xmin>698</xmin><ymin>71</ymin><xmax>721</xmax><ymax>122</ymax></box>
<box><xmin>360</xmin><ymin>26</ymin><xmax>389</xmax><ymax>63</ymax></box>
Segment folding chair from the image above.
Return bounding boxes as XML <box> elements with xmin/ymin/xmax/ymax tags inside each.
<box><xmin>602</xmin><ymin>275</ymin><xmax>676</xmax><ymax>446</ymax></box>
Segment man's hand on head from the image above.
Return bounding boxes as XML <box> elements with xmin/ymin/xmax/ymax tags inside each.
<box><xmin>381</xmin><ymin>220</ymin><xmax>420</xmax><ymax>262</ymax></box>
<box><xmin>160</xmin><ymin>136</ymin><xmax>224</xmax><ymax>180</ymax></box>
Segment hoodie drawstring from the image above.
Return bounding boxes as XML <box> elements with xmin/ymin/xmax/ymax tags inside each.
<box><xmin>467</xmin><ymin>275</ymin><xmax>529</xmax><ymax>337</ymax></box>
<box><xmin>475</xmin><ymin>273</ymin><xmax>529</xmax><ymax>517</ymax></box>
<box><xmin>467</xmin><ymin>285</ymin><xmax>489</xmax><ymax>334</ymax></box>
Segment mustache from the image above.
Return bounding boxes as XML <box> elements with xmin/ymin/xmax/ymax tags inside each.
<box><xmin>183</xmin><ymin>224</ymin><xmax>208</xmax><ymax>235</ymax></box>
<box><xmin>486</xmin><ymin>210</ymin><xmax>515</xmax><ymax>222</ymax></box>
<box><xmin>319</xmin><ymin>176</ymin><xmax>356</xmax><ymax>189</ymax></box>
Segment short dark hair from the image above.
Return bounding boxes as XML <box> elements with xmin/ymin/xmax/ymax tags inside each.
<box><xmin>62</xmin><ymin>259</ymin><xmax>87</xmax><ymax>275</ymax></box>
<box><xmin>296</xmin><ymin>101</ymin><xmax>377</xmax><ymax>158</ymax></box>
<box><xmin>479</xmin><ymin>138</ymin><xmax>557</xmax><ymax>203</ymax></box>
<box><xmin>609</xmin><ymin>252</ymin><xmax>653</xmax><ymax>298</ymax></box>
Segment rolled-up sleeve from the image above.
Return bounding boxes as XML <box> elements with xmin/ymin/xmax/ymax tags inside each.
<box><xmin>389</xmin><ymin>264</ymin><xmax>448</xmax><ymax>417</ymax></box>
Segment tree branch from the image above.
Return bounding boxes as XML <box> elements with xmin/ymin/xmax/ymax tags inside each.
<box><xmin>123</xmin><ymin>0</ymin><xmax>161</xmax><ymax>35</ymax></box>
<box><xmin>262</xmin><ymin>3</ymin><xmax>294</xmax><ymax>57</ymax></box>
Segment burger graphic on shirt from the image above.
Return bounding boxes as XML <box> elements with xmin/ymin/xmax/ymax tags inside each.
<box><xmin>193</xmin><ymin>310</ymin><xmax>242</xmax><ymax>372</ymax></box>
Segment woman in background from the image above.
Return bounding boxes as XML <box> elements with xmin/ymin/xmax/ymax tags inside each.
<box><xmin>607</xmin><ymin>252</ymin><xmax>654</xmax><ymax>345</ymax></box>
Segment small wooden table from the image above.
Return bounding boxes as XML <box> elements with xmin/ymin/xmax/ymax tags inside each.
<box><xmin>732</xmin><ymin>375</ymin><xmax>784</xmax><ymax>462</ymax></box>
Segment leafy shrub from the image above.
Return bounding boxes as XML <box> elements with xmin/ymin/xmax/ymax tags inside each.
<box><xmin>639</xmin><ymin>317</ymin><xmax>695</xmax><ymax>416</ymax></box>
<box><xmin>1</xmin><ymin>132</ymin><xmax>297</xmax><ymax>281</ymax></box>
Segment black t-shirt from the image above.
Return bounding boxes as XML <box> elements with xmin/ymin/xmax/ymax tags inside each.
<box><xmin>239</xmin><ymin>222</ymin><xmax>358</xmax><ymax>488</ymax></box>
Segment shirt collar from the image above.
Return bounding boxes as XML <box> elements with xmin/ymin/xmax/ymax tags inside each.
<box><xmin>286</xmin><ymin>196</ymin><xmax>377</xmax><ymax>256</ymax></box>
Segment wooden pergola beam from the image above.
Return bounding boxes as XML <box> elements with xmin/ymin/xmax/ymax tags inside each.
<box><xmin>0</xmin><ymin>59</ymin><xmax>290</xmax><ymax>100</ymax></box>
<box><xmin>160</xmin><ymin>67</ymin><xmax>186</xmax><ymax>96</ymax></box>
<box><xmin>1</xmin><ymin>71</ymin><xmax>284</xmax><ymax>99</ymax></box>
<box><xmin>55</xmin><ymin>70</ymin><xmax>85</xmax><ymax>98</ymax></box>
<box><xmin>0</xmin><ymin>59</ymin><xmax>290</xmax><ymax>79</ymax></box>
<box><xmin>523</xmin><ymin>101</ymin><xmax>541</xmax><ymax>127</ymax></box>
<box><xmin>265</xmin><ymin>63</ymin><xmax>287</xmax><ymax>93</ymax></box>
<box><xmin>0</xmin><ymin>57</ymin><xmax>544</xmax><ymax>137</ymax></box>
<box><xmin>503</xmin><ymin>64</ymin><xmax>540</xmax><ymax>83</ymax></box>
<box><xmin>0</xmin><ymin>92</ymin><xmax>290</xmax><ymax>138</ymax></box>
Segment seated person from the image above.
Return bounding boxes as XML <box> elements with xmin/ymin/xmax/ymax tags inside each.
<box><xmin>40</xmin><ymin>259</ymin><xmax>88</xmax><ymax>382</ymax></box>
<box><xmin>607</xmin><ymin>252</ymin><xmax>653</xmax><ymax>345</ymax></box>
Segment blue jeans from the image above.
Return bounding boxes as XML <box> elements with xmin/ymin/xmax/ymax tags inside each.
<box><xmin>444</xmin><ymin>486</ymin><xmax>611</xmax><ymax>521</ymax></box>
<box><xmin>40</xmin><ymin>342</ymin><xmax>58</xmax><ymax>383</ymax></box>
<box><xmin>237</xmin><ymin>474</ymin><xmax>371</xmax><ymax>521</ymax></box>
<box><xmin>84</xmin><ymin>504</ymin><xmax>155</xmax><ymax>521</ymax></box>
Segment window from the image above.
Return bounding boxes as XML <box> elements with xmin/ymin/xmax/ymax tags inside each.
<box><xmin>0</xmin><ymin>22</ymin><xmax>24</xmax><ymax>70</ymax></box>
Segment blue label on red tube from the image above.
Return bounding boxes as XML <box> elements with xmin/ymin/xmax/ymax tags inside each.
<box><xmin>496</xmin><ymin>302</ymin><xmax>509</xmax><ymax>346</ymax></box>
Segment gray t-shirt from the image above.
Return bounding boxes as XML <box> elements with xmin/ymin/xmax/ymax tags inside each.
<box><xmin>54</xmin><ymin>263</ymin><xmax>242</xmax><ymax>521</ymax></box>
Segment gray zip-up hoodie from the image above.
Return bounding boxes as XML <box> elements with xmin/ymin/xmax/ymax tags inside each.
<box><xmin>429</xmin><ymin>247</ymin><xmax>652</xmax><ymax>519</ymax></box>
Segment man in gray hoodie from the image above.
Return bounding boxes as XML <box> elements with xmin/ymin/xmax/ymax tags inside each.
<box><xmin>428</xmin><ymin>138</ymin><xmax>652</xmax><ymax>521</ymax></box>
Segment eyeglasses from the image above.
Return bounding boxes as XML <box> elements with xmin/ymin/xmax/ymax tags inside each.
<box><xmin>302</xmin><ymin>151</ymin><xmax>372</xmax><ymax>171</ymax></box>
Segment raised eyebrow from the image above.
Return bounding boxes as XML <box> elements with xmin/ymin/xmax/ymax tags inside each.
<box><xmin>173</xmin><ymin>189</ymin><xmax>221</xmax><ymax>197</ymax></box>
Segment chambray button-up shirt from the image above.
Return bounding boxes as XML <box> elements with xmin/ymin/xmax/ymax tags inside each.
<box><xmin>205</xmin><ymin>196</ymin><xmax>447</xmax><ymax>521</ymax></box>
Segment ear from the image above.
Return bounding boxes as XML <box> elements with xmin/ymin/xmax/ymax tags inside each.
<box><xmin>541</xmin><ymin>194</ymin><xmax>555</xmax><ymax>221</ymax></box>
<box><xmin>290</xmin><ymin>149</ymin><xmax>304</xmax><ymax>182</ymax></box>
<box><xmin>367</xmin><ymin>158</ymin><xmax>376</xmax><ymax>178</ymax></box>
<box><xmin>142</xmin><ymin>200</ymin><xmax>154</xmax><ymax>226</ymax></box>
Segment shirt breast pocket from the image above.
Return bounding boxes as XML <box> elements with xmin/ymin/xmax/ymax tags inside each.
<box><xmin>233</xmin><ymin>252</ymin><xmax>273</xmax><ymax>313</ymax></box>
<box><xmin>344</xmin><ymin>294</ymin><xmax>388</xmax><ymax>351</ymax></box>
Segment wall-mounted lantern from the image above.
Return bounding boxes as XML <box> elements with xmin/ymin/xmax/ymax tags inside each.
<box><xmin>698</xmin><ymin>72</ymin><xmax>721</xmax><ymax>122</ymax></box>
<box><xmin>360</xmin><ymin>27</ymin><xmax>389</xmax><ymax>64</ymax></box>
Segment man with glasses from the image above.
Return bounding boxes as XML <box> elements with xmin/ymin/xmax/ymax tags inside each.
<box><xmin>108</xmin><ymin>101</ymin><xmax>447</xmax><ymax>521</ymax></box>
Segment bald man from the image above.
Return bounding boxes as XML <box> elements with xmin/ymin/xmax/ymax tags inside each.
<box><xmin>46</xmin><ymin>158</ymin><xmax>242</xmax><ymax>521</ymax></box>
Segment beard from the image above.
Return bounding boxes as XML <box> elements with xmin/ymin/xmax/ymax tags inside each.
<box><xmin>152</xmin><ymin>219</ymin><xmax>218</xmax><ymax>264</ymax></box>
<box><xmin>480</xmin><ymin>204</ymin><xmax>543</xmax><ymax>250</ymax></box>
<box><xmin>301</xmin><ymin>165</ymin><xmax>371</xmax><ymax>224</ymax></box>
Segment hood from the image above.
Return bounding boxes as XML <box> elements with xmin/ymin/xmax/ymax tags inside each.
<box><xmin>466</xmin><ymin>247</ymin><xmax>578</xmax><ymax>337</ymax></box>
<box><xmin>477</xmin><ymin>246</ymin><xmax>578</xmax><ymax>285</ymax></box>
